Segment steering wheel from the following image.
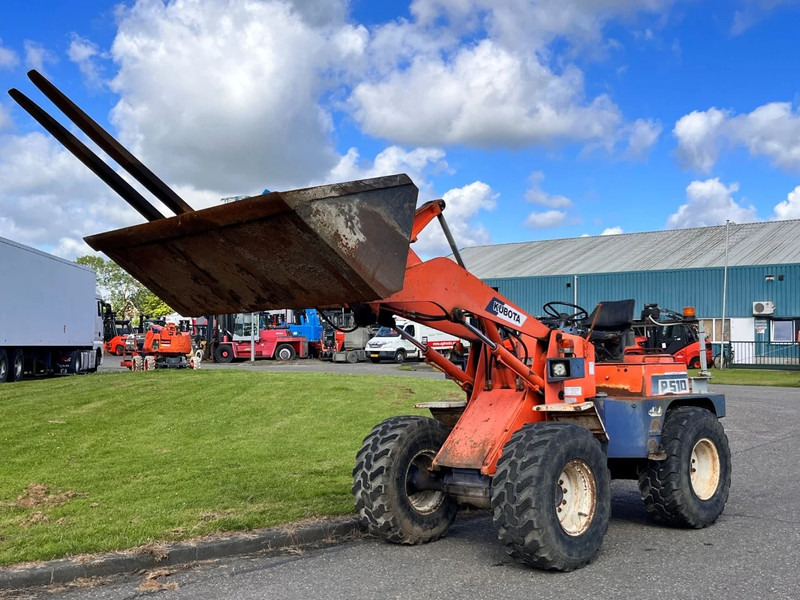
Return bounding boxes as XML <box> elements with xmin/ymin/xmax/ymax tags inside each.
<box><xmin>542</xmin><ymin>302</ymin><xmax>589</xmax><ymax>327</ymax></box>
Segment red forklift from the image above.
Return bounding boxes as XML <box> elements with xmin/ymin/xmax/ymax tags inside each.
<box><xmin>207</xmin><ymin>313</ymin><xmax>308</xmax><ymax>362</ymax></box>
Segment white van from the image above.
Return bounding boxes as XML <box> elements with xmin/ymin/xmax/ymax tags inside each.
<box><xmin>366</xmin><ymin>318</ymin><xmax>462</xmax><ymax>363</ymax></box>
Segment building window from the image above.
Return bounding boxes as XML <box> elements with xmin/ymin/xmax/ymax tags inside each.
<box><xmin>771</xmin><ymin>320</ymin><xmax>795</xmax><ymax>343</ymax></box>
<box><xmin>700</xmin><ymin>318</ymin><xmax>730</xmax><ymax>343</ymax></box>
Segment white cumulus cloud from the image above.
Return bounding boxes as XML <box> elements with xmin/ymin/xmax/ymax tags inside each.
<box><xmin>525</xmin><ymin>209</ymin><xmax>567</xmax><ymax>229</ymax></box>
<box><xmin>601</xmin><ymin>226</ymin><xmax>623</xmax><ymax>235</ymax></box>
<box><xmin>525</xmin><ymin>171</ymin><xmax>572</xmax><ymax>208</ymax></box>
<box><xmin>666</xmin><ymin>178</ymin><xmax>758</xmax><ymax>229</ymax></box>
<box><xmin>415</xmin><ymin>181</ymin><xmax>498</xmax><ymax>257</ymax></box>
<box><xmin>674</xmin><ymin>103</ymin><xmax>800</xmax><ymax>173</ymax></box>
<box><xmin>772</xmin><ymin>184</ymin><xmax>800</xmax><ymax>220</ymax></box>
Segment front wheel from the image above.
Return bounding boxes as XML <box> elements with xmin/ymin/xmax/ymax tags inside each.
<box><xmin>214</xmin><ymin>344</ymin><xmax>234</xmax><ymax>363</ymax></box>
<box><xmin>353</xmin><ymin>416</ymin><xmax>457</xmax><ymax>544</ymax></box>
<box><xmin>394</xmin><ymin>349</ymin><xmax>406</xmax><ymax>363</ymax></box>
<box><xmin>491</xmin><ymin>422</ymin><xmax>611</xmax><ymax>571</ymax></box>
<box><xmin>275</xmin><ymin>343</ymin><xmax>296</xmax><ymax>361</ymax></box>
<box><xmin>638</xmin><ymin>406</ymin><xmax>731</xmax><ymax>528</ymax></box>
<box><xmin>689</xmin><ymin>357</ymin><xmax>701</xmax><ymax>369</ymax></box>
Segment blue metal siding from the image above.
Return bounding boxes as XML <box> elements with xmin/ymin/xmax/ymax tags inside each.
<box><xmin>484</xmin><ymin>263</ymin><xmax>800</xmax><ymax>319</ymax></box>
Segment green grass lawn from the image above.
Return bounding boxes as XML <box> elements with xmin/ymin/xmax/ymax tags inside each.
<box><xmin>0</xmin><ymin>370</ymin><xmax>460</xmax><ymax>565</ymax></box>
<box><xmin>692</xmin><ymin>368</ymin><xmax>800</xmax><ymax>387</ymax></box>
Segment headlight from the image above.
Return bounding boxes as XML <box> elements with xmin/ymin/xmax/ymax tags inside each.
<box><xmin>550</xmin><ymin>360</ymin><xmax>569</xmax><ymax>378</ymax></box>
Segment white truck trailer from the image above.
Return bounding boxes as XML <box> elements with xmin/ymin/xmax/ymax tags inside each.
<box><xmin>0</xmin><ymin>236</ymin><xmax>103</xmax><ymax>383</ymax></box>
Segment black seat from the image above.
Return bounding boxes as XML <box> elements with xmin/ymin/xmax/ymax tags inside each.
<box><xmin>584</xmin><ymin>300</ymin><xmax>636</xmax><ymax>361</ymax></box>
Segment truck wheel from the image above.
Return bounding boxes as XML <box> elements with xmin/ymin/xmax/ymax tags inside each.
<box><xmin>346</xmin><ymin>350</ymin><xmax>358</xmax><ymax>363</ymax></box>
<box><xmin>67</xmin><ymin>350</ymin><xmax>82</xmax><ymax>374</ymax></box>
<box><xmin>394</xmin><ymin>349</ymin><xmax>406</xmax><ymax>363</ymax></box>
<box><xmin>275</xmin><ymin>343</ymin><xmax>296</xmax><ymax>361</ymax></box>
<box><xmin>353</xmin><ymin>416</ymin><xmax>457</xmax><ymax>544</ymax></box>
<box><xmin>10</xmin><ymin>349</ymin><xmax>24</xmax><ymax>382</ymax></box>
<box><xmin>491</xmin><ymin>422</ymin><xmax>610</xmax><ymax>571</ymax></box>
<box><xmin>0</xmin><ymin>349</ymin><xmax>9</xmax><ymax>383</ymax></box>
<box><xmin>214</xmin><ymin>344</ymin><xmax>234</xmax><ymax>363</ymax></box>
<box><xmin>637</xmin><ymin>406</ymin><xmax>731</xmax><ymax>528</ymax></box>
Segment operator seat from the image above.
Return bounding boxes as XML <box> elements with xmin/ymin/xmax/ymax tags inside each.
<box><xmin>584</xmin><ymin>299</ymin><xmax>636</xmax><ymax>362</ymax></box>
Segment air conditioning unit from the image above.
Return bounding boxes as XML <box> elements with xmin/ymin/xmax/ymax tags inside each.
<box><xmin>753</xmin><ymin>301</ymin><xmax>775</xmax><ymax>316</ymax></box>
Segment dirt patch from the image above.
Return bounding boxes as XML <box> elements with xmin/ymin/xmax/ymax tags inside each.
<box><xmin>21</xmin><ymin>512</ymin><xmax>50</xmax><ymax>529</ymax></box>
<box><xmin>137</xmin><ymin>568</ymin><xmax>179</xmax><ymax>592</ymax></box>
<box><xmin>2</xmin><ymin>483</ymin><xmax>88</xmax><ymax>509</ymax></box>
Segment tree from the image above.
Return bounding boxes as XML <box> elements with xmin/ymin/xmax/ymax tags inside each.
<box><xmin>76</xmin><ymin>255</ymin><xmax>173</xmax><ymax>319</ymax></box>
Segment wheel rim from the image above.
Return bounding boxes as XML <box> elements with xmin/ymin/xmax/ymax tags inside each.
<box><xmin>13</xmin><ymin>356</ymin><xmax>23</xmax><ymax>379</ymax></box>
<box><xmin>278</xmin><ymin>347</ymin><xmax>292</xmax><ymax>360</ymax></box>
<box><xmin>555</xmin><ymin>459</ymin><xmax>597</xmax><ymax>536</ymax></box>
<box><xmin>405</xmin><ymin>450</ymin><xmax>445</xmax><ymax>515</ymax></box>
<box><xmin>690</xmin><ymin>438</ymin><xmax>720</xmax><ymax>500</ymax></box>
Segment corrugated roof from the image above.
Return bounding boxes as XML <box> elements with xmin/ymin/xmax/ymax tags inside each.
<box><xmin>459</xmin><ymin>220</ymin><xmax>800</xmax><ymax>278</ymax></box>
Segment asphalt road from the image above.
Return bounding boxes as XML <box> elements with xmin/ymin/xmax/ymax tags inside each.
<box><xmin>25</xmin><ymin>383</ymin><xmax>800</xmax><ymax>599</ymax></box>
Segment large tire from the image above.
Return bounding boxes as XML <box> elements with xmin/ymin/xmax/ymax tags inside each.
<box><xmin>394</xmin><ymin>349</ymin><xmax>406</xmax><ymax>363</ymax></box>
<box><xmin>131</xmin><ymin>355</ymin><xmax>144</xmax><ymax>371</ymax></box>
<box><xmin>689</xmin><ymin>356</ymin><xmax>701</xmax><ymax>370</ymax></box>
<box><xmin>114</xmin><ymin>344</ymin><xmax>124</xmax><ymax>356</ymax></box>
<box><xmin>638</xmin><ymin>406</ymin><xmax>731</xmax><ymax>528</ymax></box>
<box><xmin>0</xmin><ymin>348</ymin><xmax>9</xmax><ymax>383</ymax></box>
<box><xmin>491</xmin><ymin>422</ymin><xmax>611</xmax><ymax>571</ymax></box>
<box><xmin>353</xmin><ymin>416</ymin><xmax>457</xmax><ymax>544</ymax></box>
<box><xmin>214</xmin><ymin>344</ymin><xmax>235</xmax><ymax>363</ymax></box>
<box><xmin>275</xmin><ymin>343</ymin><xmax>296</xmax><ymax>361</ymax></box>
<box><xmin>10</xmin><ymin>349</ymin><xmax>24</xmax><ymax>382</ymax></box>
<box><xmin>144</xmin><ymin>356</ymin><xmax>156</xmax><ymax>371</ymax></box>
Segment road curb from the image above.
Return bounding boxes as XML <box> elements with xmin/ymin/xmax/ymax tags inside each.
<box><xmin>0</xmin><ymin>517</ymin><xmax>362</xmax><ymax>590</ymax></box>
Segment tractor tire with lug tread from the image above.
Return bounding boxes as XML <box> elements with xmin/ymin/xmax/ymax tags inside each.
<box><xmin>637</xmin><ymin>406</ymin><xmax>731</xmax><ymax>528</ymax></box>
<box><xmin>131</xmin><ymin>355</ymin><xmax>144</xmax><ymax>371</ymax></box>
<box><xmin>214</xmin><ymin>344</ymin><xmax>234</xmax><ymax>363</ymax></box>
<box><xmin>394</xmin><ymin>349</ymin><xmax>406</xmax><ymax>363</ymax></box>
<box><xmin>144</xmin><ymin>356</ymin><xmax>156</xmax><ymax>371</ymax></box>
<box><xmin>491</xmin><ymin>422</ymin><xmax>611</xmax><ymax>571</ymax></box>
<box><xmin>10</xmin><ymin>349</ymin><xmax>24</xmax><ymax>382</ymax></box>
<box><xmin>275</xmin><ymin>343</ymin><xmax>296</xmax><ymax>361</ymax></box>
<box><xmin>353</xmin><ymin>415</ymin><xmax>457</xmax><ymax>545</ymax></box>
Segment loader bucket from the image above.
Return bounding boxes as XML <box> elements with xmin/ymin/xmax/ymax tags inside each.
<box><xmin>84</xmin><ymin>174</ymin><xmax>418</xmax><ymax>316</ymax></box>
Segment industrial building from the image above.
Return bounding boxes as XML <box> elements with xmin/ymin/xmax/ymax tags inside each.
<box><xmin>460</xmin><ymin>219</ymin><xmax>800</xmax><ymax>367</ymax></box>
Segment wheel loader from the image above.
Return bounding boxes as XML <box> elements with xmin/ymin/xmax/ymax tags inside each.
<box><xmin>9</xmin><ymin>70</ymin><xmax>731</xmax><ymax>571</ymax></box>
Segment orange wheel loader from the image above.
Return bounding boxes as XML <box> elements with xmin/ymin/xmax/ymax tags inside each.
<box><xmin>11</xmin><ymin>71</ymin><xmax>731</xmax><ymax>572</ymax></box>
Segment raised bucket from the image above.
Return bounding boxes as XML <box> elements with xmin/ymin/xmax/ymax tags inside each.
<box><xmin>84</xmin><ymin>174</ymin><xmax>418</xmax><ymax>316</ymax></box>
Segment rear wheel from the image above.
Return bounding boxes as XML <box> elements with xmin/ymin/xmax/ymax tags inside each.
<box><xmin>131</xmin><ymin>355</ymin><xmax>144</xmax><ymax>371</ymax></box>
<box><xmin>353</xmin><ymin>416</ymin><xmax>457</xmax><ymax>544</ymax></box>
<box><xmin>491</xmin><ymin>422</ymin><xmax>610</xmax><ymax>571</ymax></box>
<box><xmin>638</xmin><ymin>406</ymin><xmax>731</xmax><ymax>528</ymax></box>
<box><xmin>144</xmin><ymin>356</ymin><xmax>156</xmax><ymax>371</ymax></box>
<box><xmin>275</xmin><ymin>343</ymin><xmax>296</xmax><ymax>361</ymax></box>
<box><xmin>10</xmin><ymin>349</ymin><xmax>24</xmax><ymax>382</ymax></box>
<box><xmin>214</xmin><ymin>344</ymin><xmax>234</xmax><ymax>363</ymax></box>
<box><xmin>394</xmin><ymin>349</ymin><xmax>406</xmax><ymax>363</ymax></box>
<box><xmin>346</xmin><ymin>350</ymin><xmax>358</xmax><ymax>363</ymax></box>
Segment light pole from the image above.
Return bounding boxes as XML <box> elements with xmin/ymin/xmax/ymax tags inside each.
<box><xmin>720</xmin><ymin>220</ymin><xmax>730</xmax><ymax>369</ymax></box>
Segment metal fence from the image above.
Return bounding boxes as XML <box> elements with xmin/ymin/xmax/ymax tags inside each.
<box><xmin>716</xmin><ymin>341</ymin><xmax>800</xmax><ymax>370</ymax></box>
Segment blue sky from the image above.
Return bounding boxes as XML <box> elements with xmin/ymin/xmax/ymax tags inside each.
<box><xmin>1</xmin><ymin>0</ymin><xmax>800</xmax><ymax>259</ymax></box>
